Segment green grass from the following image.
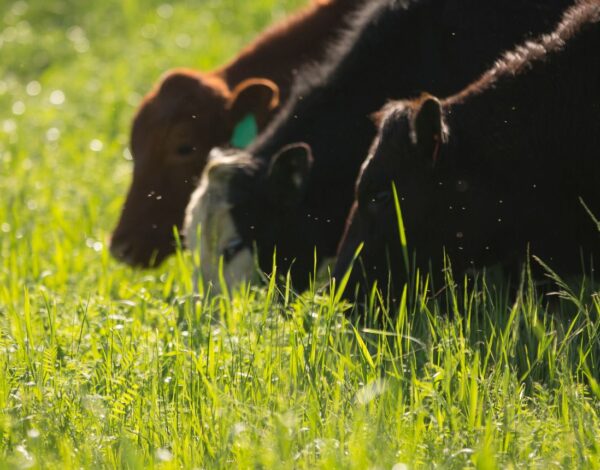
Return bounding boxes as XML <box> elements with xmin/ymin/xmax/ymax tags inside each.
<box><xmin>1</xmin><ymin>0</ymin><xmax>600</xmax><ymax>467</ymax></box>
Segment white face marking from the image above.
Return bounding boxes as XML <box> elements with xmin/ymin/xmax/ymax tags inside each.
<box><xmin>183</xmin><ymin>151</ymin><xmax>256</xmax><ymax>293</ymax></box>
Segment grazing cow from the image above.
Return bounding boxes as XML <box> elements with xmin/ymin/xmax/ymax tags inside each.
<box><xmin>110</xmin><ymin>0</ymin><xmax>361</xmax><ymax>267</ymax></box>
<box><xmin>184</xmin><ymin>0</ymin><xmax>574</xmax><ymax>291</ymax></box>
<box><xmin>334</xmin><ymin>0</ymin><xmax>600</xmax><ymax>302</ymax></box>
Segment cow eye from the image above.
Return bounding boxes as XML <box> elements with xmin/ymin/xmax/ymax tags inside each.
<box><xmin>222</xmin><ymin>237</ymin><xmax>245</xmax><ymax>263</ymax></box>
<box><xmin>368</xmin><ymin>190</ymin><xmax>392</xmax><ymax>207</ymax></box>
<box><xmin>176</xmin><ymin>144</ymin><xmax>196</xmax><ymax>157</ymax></box>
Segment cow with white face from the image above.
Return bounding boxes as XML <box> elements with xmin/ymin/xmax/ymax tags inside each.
<box><xmin>184</xmin><ymin>0</ymin><xmax>576</xmax><ymax>293</ymax></box>
<box><xmin>109</xmin><ymin>0</ymin><xmax>363</xmax><ymax>269</ymax></box>
<box><xmin>183</xmin><ymin>144</ymin><xmax>313</xmax><ymax>291</ymax></box>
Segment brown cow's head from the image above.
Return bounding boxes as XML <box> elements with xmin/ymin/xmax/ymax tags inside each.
<box><xmin>110</xmin><ymin>69</ymin><xmax>279</xmax><ymax>267</ymax></box>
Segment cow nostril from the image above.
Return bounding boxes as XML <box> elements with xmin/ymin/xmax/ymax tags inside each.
<box><xmin>110</xmin><ymin>238</ymin><xmax>135</xmax><ymax>261</ymax></box>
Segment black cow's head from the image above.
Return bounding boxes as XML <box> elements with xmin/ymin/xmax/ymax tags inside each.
<box><xmin>334</xmin><ymin>95</ymin><xmax>507</xmax><ymax>301</ymax></box>
<box><xmin>183</xmin><ymin>143</ymin><xmax>313</xmax><ymax>291</ymax></box>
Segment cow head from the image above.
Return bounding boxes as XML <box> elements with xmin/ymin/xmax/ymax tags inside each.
<box><xmin>183</xmin><ymin>143</ymin><xmax>313</xmax><ymax>291</ymax></box>
<box><xmin>110</xmin><ymin>69</ymin><xmax>279</xmax><ymax>267</ymax></box>
<box><xmin>334</xmin><ymin>94</ymin><xmax>486</xmax><ymax>301</ymax></box>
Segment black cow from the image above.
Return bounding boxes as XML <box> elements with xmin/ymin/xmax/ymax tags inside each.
<box><xmin>184</xmin><ymin>0</ymin><xmax>575</xmax><ymax>292</ymax></box>
<box><xmin>334</xmin><ymin>0</ymin><xmax>600</xmax><ymax>302</ymax></box>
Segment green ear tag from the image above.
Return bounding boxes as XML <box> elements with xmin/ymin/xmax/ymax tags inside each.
<box><xmin>230</xmin><ymin>114</ymin><xmax>258</xmax><ymax>149</ymax></box>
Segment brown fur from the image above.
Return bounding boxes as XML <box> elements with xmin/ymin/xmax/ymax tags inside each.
<box><xmin>110</xmin><ymin>0</ymin><xmax>360</xmax><ymax>267</ymax></box>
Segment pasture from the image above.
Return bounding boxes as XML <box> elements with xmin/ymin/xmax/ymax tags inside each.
<box><xmin>1</xmin><ymin>0</ymin><xmax>599</xmax><ymax>467</ymax></box>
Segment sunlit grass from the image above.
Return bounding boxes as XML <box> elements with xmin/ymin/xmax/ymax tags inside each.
<box><xmin>1</xmin><ymin>0</ymin><xmax>600</xmax><ymax>468</ymax></box>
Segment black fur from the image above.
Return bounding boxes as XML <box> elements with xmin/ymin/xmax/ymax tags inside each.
<box><xmin>218</xmin><ymin>0</ymin><xmax>575</xmax><ymax>290</ymax></box>
<box><xmin>335</xmin><ymin>1</ymin><xmax>600</xmax><ymax>301</ymax></box>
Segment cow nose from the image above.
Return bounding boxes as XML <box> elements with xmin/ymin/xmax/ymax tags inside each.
<box><xmin>109</xmin><ymin>237</ymin><xmax>135</xmax><ymax>264</ymax></box>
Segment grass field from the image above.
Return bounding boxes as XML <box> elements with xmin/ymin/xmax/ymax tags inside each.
<box><xmin>1</xmin><ymin>0</ymin><xmax>600</xmax><ymax>468</ymax></box>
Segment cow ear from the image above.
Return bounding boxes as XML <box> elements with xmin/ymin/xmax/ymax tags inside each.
<box><xmin>267</xmin><ymin>143</ymin><xmax>313</xmax><ymax>207</ymax></box>
<box><xmin>413</xmin><ymin>96</ymin><xmax>446</xmax><ymax>163</ymax></box>
<box><xmin>227</xmin><ymin>78</ymin><xmax>280</xmax><ymax>142</ymax></box>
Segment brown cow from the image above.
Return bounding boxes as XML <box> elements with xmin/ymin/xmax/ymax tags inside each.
<box><xmin>110</xmin><ymin>0</ymin><xmax>360</xmax><ymax>267</ymax></box>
